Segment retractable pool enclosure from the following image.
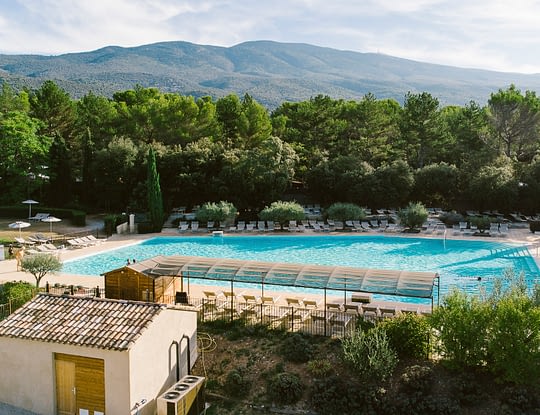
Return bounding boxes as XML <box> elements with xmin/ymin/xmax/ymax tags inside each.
<box><xmin>132</xmin><ymin>255</ymin><xmax>440</xmax><ymax>308</ymax></box>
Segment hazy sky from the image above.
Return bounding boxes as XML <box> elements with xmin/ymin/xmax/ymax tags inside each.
<box><xmin>1</xmin><ymin>0</ymin><xmax>539</xmax><ymax>74</ymax></box>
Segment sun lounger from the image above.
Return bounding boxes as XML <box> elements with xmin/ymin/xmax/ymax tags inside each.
<box><xmin>326</xmin><ymin>302</ymin><xmax>342</xmax><ymax>312</ymax></box>
<box><xmin>351</xmin><ymin>293</ymin><xmax>372</xmax><ymax>304</ymax></box>
<box><xmin>29</xmin><ymin>213</ymin><xmax>49</xmax><ymax>222</ymax></box>
<box><xmin>361</xmin><ymin>221</ymin><xmax>372</xmax><ymax>231</ymax></box>
<box><xmin>362</xmin><ymin>304</ymin><xmax>380</xmax><ymax>321</ymax></box>
<box><xmin>14</xmin><ymin>237</ymin><xmax>35</xmax><ymax>246</ymax></box>
<box><xmin>328</xmin><ymin>313</ymin><xmax>354</xmax><ymax>336</ymax></box>
<box><xmin>285</xmin><ymin>297</ymin><xmax>304</xmax><ymax>307</ymax></box>
<box><xmin>343</xmin><ymin>304</ymin><xmax>361</xmax><ymax>315</ymax></box>
<box><xmin>288</xmin><ymin>220</ymin><xmax>298</xmax><ymax>232</ymax></box>
<box><xmin>302</xmin><ymin>299</ymin><xmax>320</xmax><ymax>309</ymax></box>
<box><xmin>379</xmin><ymin>305</ymin><xmax>397</xmax><ymax>319</ymax></box>
<box><xmin>67</xmin><ymin>239</ymin><xmax>88</xmax><ymax>248</ymax></box>
<box><xmin>84</xmin><ymin>235</ymin><xmax>103</xmax><ymax>244</ymax></box>
<box><xmin>190</xmin><ymin>221</ymin><xmax>199</xmax><ymax>232</ymax></box>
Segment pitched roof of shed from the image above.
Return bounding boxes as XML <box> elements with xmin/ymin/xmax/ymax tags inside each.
<box><xmin>0</xmin><ymin>294</ymin><xmax>166</xmax><ymax>351</ymax></box>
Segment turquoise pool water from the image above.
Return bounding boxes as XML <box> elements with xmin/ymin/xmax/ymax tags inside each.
<box><xmin>62</xmin><ymin>235</ymin><xmax>540</xmax><ymax>304</ymax></box>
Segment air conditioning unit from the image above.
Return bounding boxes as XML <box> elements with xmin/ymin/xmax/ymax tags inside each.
<box><xmin>157</xmin><ymin>375</ymin><xmax>205</xmax><ymax>415</ymax></box>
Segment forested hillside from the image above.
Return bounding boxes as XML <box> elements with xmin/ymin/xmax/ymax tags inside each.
<box><xmin>2</xmin><ymin>40</ymin><xmax>540</xmax><ymax>108</ymax></box>
<box><xmin>1</xmin><ymin>80</ymin><xmax>539</xmax><ymax>217</ymax></box>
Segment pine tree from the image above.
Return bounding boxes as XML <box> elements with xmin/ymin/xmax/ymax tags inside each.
<box><xmin>147</xmin><ymin>148</ymin><xmax>164</xmax><ymax>232</ymax></box>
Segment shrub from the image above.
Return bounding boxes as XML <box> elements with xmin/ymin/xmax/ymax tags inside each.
<box><xmin>469</xmin><ymin>215</ymin><xmax>491</xmax><ymax>233</ymax></box>
<box><xmin>453</xmin><ymin>372</ymin><xmax>485</xmax><ymax>406</ymax></box>
<box><xmin>486</xmin><ymin>293</ymin><xmax>540</xmax><ymax>383</ymax></box>
<box><xmin>398</xmin><ymin>202</ymin><xmax>429</xmax><ymax>231</ymax></box>
<box><xmin>0</xmin><ymin>281</ymin><xmax>35</xmax><ymax>309</ymax></box>
<box><xmin>306</xmin><ymin>359</ymin><xmax>333</xmax><ymax>377</ymax></box>
<box><xmin>399</xmin><ymin>365</ymin><xmax>433</xmax><ymax>394</ymax></box>
<box><xmin>196</xmin><ymin>201</ymin><xmax>237</xmax><ymax>227</ymax></box>
<box><xmin>439</xmin><ymin>211</ymin><xmax>464</xmax><ymax>227</ymax></box>
<box><xmin>429</xmin><ymin>289</ymin><xmax>490</xmax><ymax>368</ymax></box>
<box><xmin>267</xmin><ymin>372</ymin><xmax>303</xmax><ymax>404</ymax></box>
<box><xmin>310</xmin><ymin>375</ymin><xmax>386</xmax><ymax>415</ymax></box>
<box><xmin>500</xmin><ymin>385</ymin><xmax>538</xmax><ymax>412</ymax></box>
<box><xmin>70</xmin><ymin>210</ymin><xmax>87</xmax><ymax>226</ymax></box>
<box><xmin>341</xmin><ymin>325</ymin><xmax>398</xmax><ymax>383</ymax></box>
<box><xmin>136</xmin><ymin>222</ymin><xmax>154</xmax><ymax>234</ymax></box>
<box><xmin>325</xmin><ymin>202</ymin><xmax>366</xmax><ymax>222</ymax></box>
<box><xmin>280</xmin><ymin>333</ymin><xmax>314</xmax><ymax>363</ymax></box>
<box><xmin>380</xmin><ymin>313</ymin><xmax>431</xmax><ymax>358</ymax></box>
<box><xmin>103</xmin><ymin>214</ymin><xmax>126</xmax><ymax>235</ymax></box>
<box><xmin>530</xmin><ymin>220</ymin><xmax>540</xmax><ymax>233</ymax></box>
<box><xmin>223</xmin><ymin>368</ymin><xmax>251</xmax><ymax>398</ymax></box>
<box><xmin>258</xmin><ymin>201</ymin><xmax>305</xmax><ymax>228</ymax></box>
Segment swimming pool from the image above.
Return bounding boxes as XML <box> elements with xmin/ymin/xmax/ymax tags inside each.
<box><xmin>62</xmin><ymin>235</ymin><xmax>540</xmax><ymax>304</ymax></box>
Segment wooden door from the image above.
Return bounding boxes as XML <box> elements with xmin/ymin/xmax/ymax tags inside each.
<box><xmin>56</xmin><ymin>360</ymin><xmax>76</xmax><ymax>415</ymax></box>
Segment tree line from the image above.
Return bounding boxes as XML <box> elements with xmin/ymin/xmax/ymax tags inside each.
<box><xmin>1</xmin><ymin>80</ymin><xmax>540</xmax><ymax>216</ymax></box>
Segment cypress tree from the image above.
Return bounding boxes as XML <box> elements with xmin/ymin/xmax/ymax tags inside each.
<box><xmin>147</xmin><ymin>148</ymin><xmax>164</xmax><ymax>232</ymax></box>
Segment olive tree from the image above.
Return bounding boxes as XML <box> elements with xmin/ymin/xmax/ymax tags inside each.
<box><xmin>21</xmin><ymin>254</ymin><xmax>62</xmax><ymax>288</ymax></box>
<box><xmin>196</xmin><ymin>201</ymin><xmax>237</xmax><ymax>227</ymax></box>
<box><xmin>326</xmin><ymin>203</ymin><xmax>366</xmax><ymax>222</ymax></box>
<box><xmin>397</xmin><ymin>202</ymin><xmax>429</xmax><ymax>231</ymax></box>
<box><xmin>259</xmin><ymin>201</ymin><xmax>305</xmax><ymax>229</ymax></box>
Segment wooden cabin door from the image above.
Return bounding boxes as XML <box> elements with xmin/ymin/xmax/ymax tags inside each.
<box><xmin>55</xmin><ymin>360</ymin><xmax>76</xmax><ymax>415</ymax></box>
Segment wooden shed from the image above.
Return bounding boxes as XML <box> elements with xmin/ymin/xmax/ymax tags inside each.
<box><xmin>103</xmin><ymin>258</ymin><xmax>185</xmax><ymax>304</ymax></box>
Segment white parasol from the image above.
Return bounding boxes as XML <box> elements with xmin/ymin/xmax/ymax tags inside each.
<box><xmin>22</xmin><ymin>199</ymin><xmax>39</xmax><ymax>219</ymax></box>
<box><xmin>9</xmin><ymin>221</ymin><xmax>31</xmax><ymax>237</ymax></box>
<box><xmin>41</xmin><ymin>216</ymin><xmax>62</xmax><ymax>233</ymax></box>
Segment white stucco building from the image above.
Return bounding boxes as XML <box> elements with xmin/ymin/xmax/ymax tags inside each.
<box><xmin>0</xmin><ymin>294</ymin><xmax>198</xmax><ymax>415</ymax></box>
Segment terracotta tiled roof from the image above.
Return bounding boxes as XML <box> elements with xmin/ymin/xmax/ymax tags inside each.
<box><xmin>0</xmin><ymin>294</ymin><xmax>166</xmax><ymax>351</ymax></box>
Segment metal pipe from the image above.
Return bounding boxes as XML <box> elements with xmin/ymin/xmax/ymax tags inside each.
<box><xmin>170</xmin><ymin>340</ymin><xmax>180</xmax><ymax>381</ymax></box>
<box><xmin>180</xmin><ymin>334</ymin><xmax>191</xmax><ymax>375</ymax></box>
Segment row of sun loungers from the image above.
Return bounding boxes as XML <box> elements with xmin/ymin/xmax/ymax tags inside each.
<box><xmin>66</xmin><ymin>235</ymin><xmax>103</xmax><ymax>248</ymax></box>
<box><xmin>193</xmin><ymin>290</ymin><xmax>429</xmax><ymax>337</ymax></box>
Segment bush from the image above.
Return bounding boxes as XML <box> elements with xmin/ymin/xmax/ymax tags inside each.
<box><xmin>258</xmin><ymin>201</ymin><xmax>305</xmax><ymax>228</ymax></box>
<box><xmin>267</xmin><ymin>372</ymin><xmax>303</xmax><ymax>404</ymax></box>
<box><xmin>530</xmin><ymin>220</ymin><xmax>540</xmax><ymax>233</ymax></box>
<box><xmin>341</xmin><ymin>325</ymin><xmax>398</xmax><ymax>383</ymax></box>
<box><xmin>223</xmin><ymin>368</ymin><xmax>251</xmax><ymax>398</ymax></box>
<box><xmin>399</xmin><ymin>365</ymin><xmax>433</xmax><ymax>394</ymax></box>
<box><xmin>136</xmin><ymin>222</ymin><xmax>154</xmax><ymax>234</ymax></box>
<box><xmin>310</xmin><ymin>375</ymin><xmax>386</xmax><ymax>415</ymax></box>
<box><xmin>486</xmin><ymin>293</ymin><xmax>540</xmax><ymax>383</ymax></box>
<box><xmin>280</xmin><ymin>333</ymin><xmax>315</xmax><ymax>363</ymax></box>
<box><xmin>306</xmin><ymin>359</ymin><xmax>332</xmax><ymax>377</ymax></box>
<box><xmin>0</xmin><ymin>281</ymin><xmax>35</xmax><ymax>309</ymax></box>
<box><xmin>70</xmin><ymin>210</ymin><xmax>87</xmax><ymax>226</ymax></box>
<box><xmin>103</xmin><ymin>214</ymin><xmax>127</xmax><ymax>235</ymax></box>
<box><xmin>325</xmin><ymin>202</ymin><xmax>366</xmax><ymax>222</ymax></box>
<box><xmin>380</xmin><ymin>313</ymin><xmax>431</xmax><ymax>358</ymax></box>
<box><xmin>196</xmin><ymin>201</ymin><xmax>237</xmax><ymax>227</ymax></box>
<box><xmin>439</xmin><ymin>211</ymin><xmax>465</xmax><ymax>227</ymax></box>
<box><xmin>429</xmin><ymin>289</ymin><xmax>490</xmax><ymax>368</ymax></box>
<box><xmin>398</xmin><ymin>202</ymin><xmax>429</xmax><ymax>231</ymax></box>
<box><xmin>469</xmin><ymin>215</ymin><xmax>491</xmax><ymax>233</ymax></box>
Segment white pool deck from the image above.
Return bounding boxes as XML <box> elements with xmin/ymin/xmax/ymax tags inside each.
<box><xmin>1</xmin><ymin>226</ymin><xmax>539</xmax><ymax>312</ymax></box>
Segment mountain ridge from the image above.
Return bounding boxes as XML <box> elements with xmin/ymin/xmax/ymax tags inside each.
<box><xmin>1</xmin><ymin>40</ymin><xmax>540</xmax><ymax>108</ymax></box>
